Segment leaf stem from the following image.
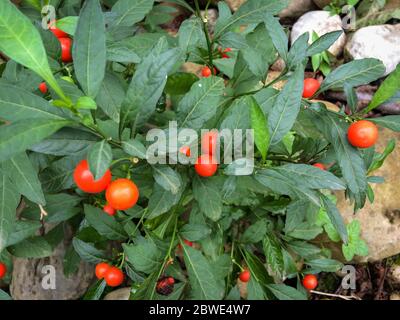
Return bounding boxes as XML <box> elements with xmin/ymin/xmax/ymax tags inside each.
<box><xmin>194</xmin><ymin>0</ymin><xmax>214</xmax><ymax>69</ymax></box>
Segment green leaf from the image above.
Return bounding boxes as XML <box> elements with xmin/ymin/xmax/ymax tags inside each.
<box><xmin>321</xmin><ymin>194</ymin><xmax>348</xmax><ymax>243</ymax></box>
<box><xmin>181</xmin><ymin>244</ymin><xmax>225</xmax><ymax>300</ymax></box>
<box><xmin>56</xmin><ymin>16</ymin><xmax>78</xmax><ymax>36</ymax></box>
<box><xmin>364</xmin><ymin>65</ymin><xmax>400</xmax><ymax>114</ymax></box>
<box><xmin>287</xmin><ymin>222</ymin><xmax>323</xmax><ymax>240</ymax></box>
<box><xmin>3</xmin><ymin>152</ymin><xmax>46</xmax><ymax>205</ymax></box>
<box><xmin>0</xmin><ymin>83</ymin><xmax>68</xmax><ymax>121</ymax></box>
<box><xmin>263</xmin><ymin>232</ymin><xmax>284</xmax><ymax>275</ymax></box>
<box><xmin>0</xmin><ymin>119</ymin><xmax>71</xmax><ymax>163</ymax></box>
<box><xmin>249</xmin><ymin>96</ymin><xmax>269</xmax><ymax>160</ymax></box>
<box><xmin>178</xmin><ymin>17</ymin><xmax>207</xmax><ymax>54</ymax></box>
<box><xmin>287</xmin><ymin>33</ymin><xmax>309</xmax><ymax>69</ymax></box>
<box><xmin>267</xmin><ymin>284</ymin><xmax>307</xmax><ymax>300</ymax></box>
<box><xmin>306</xmin><ymin>258</ymin><xmax>343</xmax><ymax>272</ymax></box>
<box><xmin>287</xmin><ymin>241</ymin><xmax>321</xmax><ymax>258</ymax></box>
<box><xmin>269</xmin><ymin>66</ymin><xmax>304</xmax><ymax>145</ymax></box>
<box><xmin>112</xmin><ymin>0</ymin><xmax>155</xmax><ymax>27</ymax></box>
<box><xmin>264</xmin><ymin>14</ymin><xmax>288</xmax><ymax>62</ymax></box>
<box><xmin>122</xmin><ymin>139</ymin><xmax>147</xmax><ymax>159</ymax></box>
<box><xmin>241</xmin><ymin>219</ymin><xmax>267</xmax><ymax>244</ymax></box>
<box><xmin>215</xmin><ymin>0</ymin><xmax>289</xmax><ymax>39</ymax></box>
<box><xmin>120</xmin><ymin>42</ymin><xmax>182</xmax><ymax>131</ymax></box>
<box><xmin>123</xmin><ymin>238</ymin><xmax>163</xmax><ymax>274</ymax></box>
<box><xmin>152</xmin><ymin>165</ymin><xmax>182</xmax><ymax>195</ymax></box>
<box><xmin>83</xmin><ymin>280</ymin><xmax>106</xmax><ymax>300</ymax></box>
<box><xmin>73</xmin><ymin>0</ymin><xmax>106</xmax><ymax>98</ymax></box>
<box><xmin>180</xmin><ymin>223</ymin><xmax>211</xmax><ymax>242</ymax></box>
<box><xmin>177</xmin><ymin>76</ymin><xmax>225</xmax><ymax>130</ymax></box>
<box><xmin>0</xmin><ymin>289</ymin><xmax>12</xmax><ymax>300</ymax></box>
<box><xmin>8</xmin><ymin>236</ymin><xmax>53</xmax><ymax>258</ymax></box>
<box><xmin>165</xmin><ymin>72</ymin><xmax>199</xmax><ymax>96</ymax></box>
<box><xmin>193</xmin><ymin>176</ymin><xmax>223</xmax><ymax>221</ymax></box>
<box><xmin>0</xmin><ymin>0</ymin><xmax>68</xmax><ymax>102</ymax></box>
<box><xmin>84</xmin><ymin>205</ymin><xmax>127</xmax><ymax>240</ymax></box>
<box><xmin>96</xmin><ymin>72</ymin><xmax>125</xmax><ymax>122</ymax></box>
<box><xmin>370</xmin><ymin>115</ymin><xmax>400</xmax><ymax>132</ymax></box>
<box><xmin>306</xmin><ymin>31</ymin><xmax>343</xmax><ymax>56</ymax></box>
<box><xmin>87</xmin><ymin>140</ymin><xmax>112</xmax><ymax>180</ymax></box>
<box><xmin>75</xmin><ymin>96</ymin><xmax>97</xmax><ymax>110</ymax></box>
<box><xmin>7</xmin><ymin>220</ymin><xmax>42</xmax><ymax>247</ymax></box>
<box><xmin>72</xmin><ymin>237</ymin><xmax>107</xmax><ymax>264</ymax></box>
<box><xmin>368</xmin><ymin>139</ymin><xmax>396</xmax><ymax>173</ymax></box>
<box><xmin>0</xmin><ymin>172</ymin><xmax>20</xmax><ymax>252</ymax></box>
<box><xmin>320</xmin><ymin>58</ymin><xmax>385</xmax><ymax>92</ymax></box>
<box><xmin>147</xmin><ymin>184</ymin><xmax>181</xmax><ymax>219</ymax></box>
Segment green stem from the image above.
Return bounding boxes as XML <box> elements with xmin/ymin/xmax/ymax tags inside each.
<box><xmin>194</xmin><ymin>0</ymin><xmax>214</xmax><ymax>69</ymax></box>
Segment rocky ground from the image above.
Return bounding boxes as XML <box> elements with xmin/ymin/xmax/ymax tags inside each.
<box><xmin>1</xmin><ymin>0</ymin><xmax>400</xmax><ymax>300</ymax></box>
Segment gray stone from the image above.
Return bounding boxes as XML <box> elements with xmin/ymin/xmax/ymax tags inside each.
<box><xmin>291</xmin><ymin>11</ymin><xmax>346</xmax><ymax>56</ymax></box>
<box><xmin>280</xmin><ymin>0</ymin><xmax>317</xmax><ymax>19</ymax></box>
<box><xmin>10</xmin><ymin>237</ymin><xmax>94</xmax><ymax>300</ymax></box>
<box><xmin>104</xmin><ymin>287</ymin><xmax>131</xmax><ymax>300</ymax></box>
<box><xmin>335</xmin><ymin>128</ymin><xmax>400</xmax><ymax>262</ymax></box>
<box><xmin>345</xmin><ymin>24</ymin><xmax>400</xmax><ymax>76</ymax></box>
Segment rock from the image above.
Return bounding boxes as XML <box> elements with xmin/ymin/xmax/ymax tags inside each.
<box><xmin>291</xmin><ymin>11</ymin><xmax>346</xmax><ymax>56</ymax></box>
<box><xmin>312</xmin><ymin>0</ymin><xmax>331</xmax><ymax>9</ymax></box>
<box><xmin>10</xmin><ymin>236</ymin><xmax>94</xmax><ymax>300</ymax></box>
<box><xmin>104</xmin><ymin>287</ymin><xmax>131</xmax><ymax>300</ymax></box>
<box><xmin>388</xmin><ymin>264</ymin><xmax>400</xmax><ymax>288</ymax></box>
<box><xmin>345</xmin><ymin>24</ymin><xmax>400</xmax><ymax>76</ymax></box>
<box><xmin>225</xmin><ymin>0</ymin><xmax>246</xmax><ymax>11</ymax></box>
<box><xmin>280</xmin><ymin>0</ymin><xmax>317</xmax><ymax>19</ymax></box>
<box><xmin>391</xmin><ymin>292</ymin><xmax>400</xmax><ymax>300</ymax></box>
<box><xmin>335</xmin><ymin>128</ymin><xmax>400</xmax><ymax>262</ymax></box>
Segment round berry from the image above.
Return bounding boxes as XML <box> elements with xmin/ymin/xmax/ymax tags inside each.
<box><xmin>0</xmin><ymin>262</ymin><xmax>7</xmax><ymax>279</ymax></box>
<box><xmin>104</xmin><ymin>267</ymin><xmax>124</xmax><ymax>287</ymax></box>
<box><xmin>39</xmin><ymin>82</ymin><xmax>47</xmax><ymax>94</ymax></box>
<box><xmin>194</xmin><ymin>155</ymin><xmax>218</xmax><ymax>177</ymax></box>
<box><xmin>103</xmin><ymin>203</ymin><xmax>116</xmax><ymax>216</ymax></box>
<box><xmin>302</xmin><ymin>78</ymin><xmax>320</xmax><ymax>99</ymax></box>
<box><xmin>59</xmin><ymin>37</ymin><xmax>73</xmax><ymax>63</ymax></box>
<box><xmin>239</xmin><ymin>270</ymin><xmax>251</xmax><ymax>283</ymax></box>
<box><xmin>95</xmin><ymin>262</ymin><xmax>111</xmax><ymax>280</ymax></box>
<box><xmin>302</xmin><ymin>274</ymin><xmax>318</xmax><ymax>290</ymax></box>
<box><xmin>73</xmin><ymin>160</ymin><xmax>112</xmax><ymax>194</ymax></box>
<box><xmin>347</xmin><ymin>120</ymin><xmax>378</xmax><ymax>149</ymax></box>
<box><xmin>106</xmin><ymin>178</ymin><xmax>139</xmax><ymax>211</ymax></box>
<box><xmin>313</xmin><ymin>163</ymin><xmax>326</xmax><ymax>170</ymax></box>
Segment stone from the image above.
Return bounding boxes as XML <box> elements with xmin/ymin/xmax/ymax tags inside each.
<box><xmin>280</xmin><ymin>0</ymin><xmax>317</xmax><ymax>19</ymax></box>
<box><xmin>10</xmin><ymin>235</ymin><xmax>94</xmax><ymax>300</ymax></box>
<box><xmin>345</xmin><ymin>24</ymin><xmax>400</xmax><ymax>76</ymax></box>
<box><xmin>104</xmin><ymin>287</ymin><xmax>131</xmax><ymax>300</ymax></box>
<box><xmin>335</xmin><ymin>128</ymin><xmax>400</xmax><ymax>262</ymax></box>
<box><xmin>291</xmin><ymin>11</ymin><xmax>346</xmax><ymax>56</ymax></box>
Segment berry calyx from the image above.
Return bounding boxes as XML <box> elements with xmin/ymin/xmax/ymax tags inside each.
<box><xmin>194</xmin><ymin>155</ymin><xmax>218</xmax><ymax>177</ymax></box>
<box><xmin>49</xmin><ymin>20</ymin><xmax>68</xmax><ymax>38</ymax></box>
<box><xmin>59</xmin><ymin>37</ymin><xmax>73</xmax><ymax>63</ymax></box>
<box><xmin>302</xmin><ymin>78</ymin><xmax>320</xmax><ymax>99</ymax></box>
<box><xmin>0</xmin><ymin>262</ymin><xmax>7</xmax><ymax>279</ymax></box>
<box><xmin>95</xmin><ymin>262</ymin><xmax>111</xmax><ymax>280</ymax></box>
<box><xmin>313</xmin><ymin>163</ymin><xmax>326</xmax><ymax>170</ymax></box>
<box><xmin>39</xmin><ymin>82</ymin><xmax>47</xmax><ymax>94</ymax></box>
<box><xmin>239</xmin><ymin>269</ymin><xmax>251</xmax><ymax>283</ymax></box>
<box><xmin>103</xmin><ymin>203</ymin><xmax>116</xmax><ymax>216</ymax></box>
<box><xmin>106</xmin><ymin>178</ymin><xmax>139</xmax><ymax>211</ymax></box>
<box><xmin>302</xmin><ymin>274</ymin><xmax>318</xmax><ymax>290</ymax></box>
<box><xmin>179</xmin><ymin>146</ymin><xmax>191</xmax><ymax>157</ymax></box>
<box><xmin>104</xmin><ymin>266</ymin><xmax>124</xmax><ymax>287</ymax></box>
<box><xmin>347</xmin><ymin>120</ymin><xmax>378</xmax><ymax>149</ymax></box>
<box><xmin>73</xmin><ymin>160</ymin><xmax>112</xmax><ymax>194</ymax></box>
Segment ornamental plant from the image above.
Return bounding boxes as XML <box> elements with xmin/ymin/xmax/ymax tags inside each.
<box><xmin>0</xmin><ymin>0</ymin><xmax>400</xmax><ymax>301</ymax></box>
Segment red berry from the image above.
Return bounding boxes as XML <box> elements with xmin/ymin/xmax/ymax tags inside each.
<box><xmin>201</xmin><ymin>66</ymin><xmax>212</xmax><ymax>78</ymax></box>
<box><xmin>313</xmin><ymin>163</ymin><xmax>326</xmax><ymax>170</ymax></box>
<box><xmin>179</xmin><ymin>146</ymin><xmax>191</xmax><ymax>157</ymax></box>
<box><xmin>39</xmin><ymin>82</ymin><xmax>47</xmax><ymax>94</ymax></box>
<box><xmin>49</xmin><ymin>20</ymin><xmax>68</xmax><ymax>38</ymax></box>
<box><xmin>59</xmin><ymin>37</ymin><xmax>73</xmax><ymax>63</ymax></box>
<box><xmin>106</xmin><ymin>178</ymin><xmax>139</xmax><ymax>211</ymax></box>
<box><xmin>194</xmin><ymin>155</ymin><xmax>218</xmax><ymax>177</ymax></box>
<box><xmin>95</xmin><ymin>262</ymin><xmax>111</xmax><ymax>280</ymax></box>
<box><xmin>156</xmin><ymin>277</ymin><xmax>175</xmax><ymax>295</ymax></box>
<box><xmin>167</xmin><ymin>277</ymin><xmax>175</xmax><ymax>285</ymax></box>
<box><xmin>73</xmin><ymin>160</ymin><xmax>112</xmax><ymax>194</ymax></box>
<box><xmin>302</xmin><ymin>78</ymin><xmax>320</xmax><ymax>99</ymax></box>
<box><xmin>239</xmin><ymin>270</ymin><xmax>251</xmax><ymax>282</ymax></box>
<box><xmin>302</xmin><ymin>274</ymin><xmax>318</xmax><ymax>290</ymax></box>
<box><xmin>103</xmin><ymin>203</ymin><xmax>116</xmax><ymax>216</ymax></box>
<box><xmin>104</xmin><ymin>267</ymin><xmax>124</xmax><ymax>287</ymax></box>
<box><xmin>0</xmin><ymin>262</ymin><xmax>7</xmax><ymax>279</ymax></box>
<box><xmin>201</xmin><ymin>131</ymin><xmax>218</xmax><ymax>156</ymax></box>
<box><xmin>183</xmin><ymin>239</ymin><xmax>193</xmax><ymax>247</ymax></box>
<box><xmin>347</xmin><ymin>120</ymin><xmax>378</xmax><ymax>149</ymax></box>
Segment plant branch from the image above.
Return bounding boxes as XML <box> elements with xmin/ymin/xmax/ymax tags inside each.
<box><xmin>194</xmin><ymin>0</ymin><xmax>214</xmax><ymax>69</ymax></box>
